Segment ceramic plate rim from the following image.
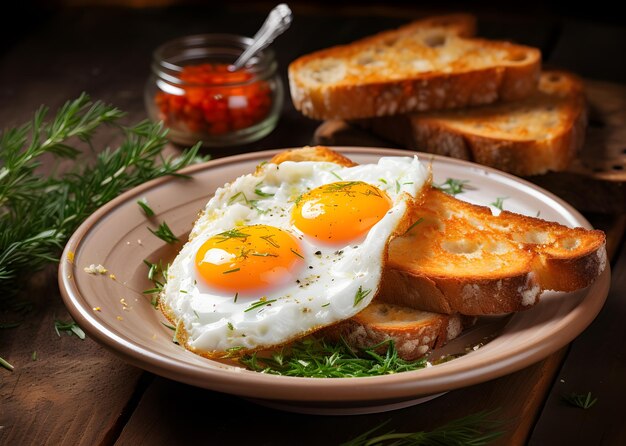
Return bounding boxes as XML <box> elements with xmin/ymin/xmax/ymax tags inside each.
<box><xmin>58</xmin><ymin>147</ymin><xmax>610</xmax><ymax>404</ymax></box>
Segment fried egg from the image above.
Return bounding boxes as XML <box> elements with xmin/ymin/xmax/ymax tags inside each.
<box><xmin>161</xmin><ymin>156</ymin><xmax>429</xmax><ymax>357</ymax></box>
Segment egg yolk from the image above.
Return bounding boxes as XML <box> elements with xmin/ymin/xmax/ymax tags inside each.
<box><xmin>292</xmin><ymin>181</ymin><xmax>392</xmax><ymax>244</ymax></box>
<box><xmin>195</xmin><ymin>224</ymin><xmax>304</xmax><ymax>293</ymax></box>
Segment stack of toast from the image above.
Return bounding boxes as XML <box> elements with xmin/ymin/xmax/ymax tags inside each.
<box><xmin>270</xmin><ymin>147</ymin><xmax>606</xmax><ymax>360</ymax></box>
<box><xmin>283</xmin><ymin>16</ymin><xmax>604</xmax><ymax>360</ymax></box>
<box><xmin>288</xmin><ymin>14</ymin><xmax>587</xmax><ymax>176</ymax></box>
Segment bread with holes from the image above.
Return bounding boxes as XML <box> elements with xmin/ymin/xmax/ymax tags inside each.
<box><xmin>270</xmin><ymin>146</ymin><xmax>607</xmax><ymax>316</ymax></box>
<box><xmin>322</xmin><ymin>301</ymin><xmax>469</xmax><ymax>360</ymax></box>
<box><xmin>380</xmin><ymin>187</ymin><xmax>606</xmax><ymax>315</ymax></box>
<box><xmin>357</xmin><ymin>71</ymin><xmax>586</xmax><ymax>176</ymax></box>
<box><xmin>288</xmin><ymin>14</ymin><xmax>541</xmax><ymax>120</ymax></box>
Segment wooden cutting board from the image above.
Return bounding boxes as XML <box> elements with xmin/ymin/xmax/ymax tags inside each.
<box><xmin>314</xmin><ymin>79</ymin><xmax>626</xmax><ymax>214</ymax></box>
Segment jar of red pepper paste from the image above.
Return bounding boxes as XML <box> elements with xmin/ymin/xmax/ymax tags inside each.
<box><xmin>145</xmin><ymin>34</ymin><xmax>283</xmax><ymax>147</ymax></box>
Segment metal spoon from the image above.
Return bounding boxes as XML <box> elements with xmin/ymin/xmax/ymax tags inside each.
<box><xmin>230</xmin><ymin>3</ymin><xmax>292</xmax><ymax>71</ymax></box>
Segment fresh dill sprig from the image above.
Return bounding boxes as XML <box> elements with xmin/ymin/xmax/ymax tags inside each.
<box><xmin>0</xmin><ymin>94</ymin><xmax>203</xmax><ymax>307</ymax></box>
<box><xmin>239</xmin><ymin>337</ymin><xmax>428</xmax><ymax>378</ymax></box>
<box><xmin>54</xmin><ymin>319</ymin><xmax>86</xmax><ymax>340</ymax></box>
<box><xmin>148</xmin><ymin>221</ymin><xmax>179</xmax><ymax>244</ymax></box>
<box><xmin>562</xmin><ymin>392</ymin><xmax>598</xmax><ymax>409</ymax></box>
<box><xmin>434</xmin><ymin>178</ymin><xmax>470</xmax><ymax>196</ymax></box>
<box><xmin>341</xmin><ymin>410</ymin><xmax>504</xmax><ymax>445</ymax></box>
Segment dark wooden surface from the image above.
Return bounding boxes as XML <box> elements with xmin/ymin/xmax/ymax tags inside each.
<box><xmin>1</xmin><ymin>5</ymin><xmax>625</xmax><ymax>445</ymax></box>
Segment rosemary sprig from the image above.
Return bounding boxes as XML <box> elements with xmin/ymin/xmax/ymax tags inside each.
<box><xmin>239</xmin><ymin>337</ymin><xmax>427</xmax><ymax>378</ymax></box>
<box><xmin>562</xmin><ymin>392</ymin><xmax>598</xmax><ymax>409</ymax></box>
<box><xmin>341</xmin><ymin>410</ymin><xmax>504</xmax><ymax>445</ymax></box>
<box><xmin>434</xmin><ymin>178</ymin><xmax>470</xmax><ymax>196</ymax></box>
<box><xmin>0</xmin><ymin>94</ymin><xmax>203</xmax><ymax>306</ymax></box>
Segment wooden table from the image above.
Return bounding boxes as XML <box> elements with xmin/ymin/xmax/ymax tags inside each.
<box><xmin>1</xmin><ymin>5</ymin><xmax>625</xmax><ymax>445</ymax></box>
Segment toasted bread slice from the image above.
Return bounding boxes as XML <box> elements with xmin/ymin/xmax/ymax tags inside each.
<box><xmin>322</xmin><ymin>302</ymin><xmax>466</xmax><ymax>360</ymax></box>
<box><xmin>288</xmin><ymin>14</ymin><xmax>541</xmax><ymax>120</ymax></box>
<box><xmin>359</xmin><ymin>71</ymin><xmax>586</xmax><ymax>176</ymax></box>
<box><xmin>381</xmin><ymin>187</ymin><xmax>606</xmax><ymax>315</ymax></box>
<box><xmin>270</xmin><ymin>146</ymin><xmax>607</xmax><ymax>316</ymax></box>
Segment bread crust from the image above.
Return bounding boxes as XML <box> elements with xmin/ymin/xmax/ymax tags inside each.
<box><xmin>288</xmin><ymin>15</ymin><xmax>541</xmax><ymax>120</ymax></box>
<box><xmin>267</xmin><ymin>148</ymin><xmax>606</xmax><ymax>316</ymax></box>
<box><xmin>360</xmin><ymin>71</ymin><xmax>586</xmax><ymax>176</ymax></box>
<box><xmin>322</xmin><ymin>302</ymin><xmax>465</xmax><ymax>360</ymax></box>
<box><xmin>380</xmin><ymin>187</ymin><xmax>606</xmax><ymax>315</ymax></box>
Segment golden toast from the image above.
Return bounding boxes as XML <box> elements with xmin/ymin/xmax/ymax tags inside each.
<box><xmin>269</xmin><ymin>147</ymin><xmax>606</xmax><ymax>358</ymax></box>
<box><xmin>288</xmin><ymin>14</ymin><xmax>541</xmax><ymax>120</ymax></box>
<box><xmin>359</xmin><ymin>71</ymin><xmax>587</xmax><ymax>176</ymax></box>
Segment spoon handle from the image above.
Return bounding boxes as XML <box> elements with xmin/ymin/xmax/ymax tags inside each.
<box><xmin>231</xmin><ymin>3</ymin><xmax>293</xmax><ymax>70</ymax></box>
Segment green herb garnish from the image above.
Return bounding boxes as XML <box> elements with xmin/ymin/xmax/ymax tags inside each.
<box><xmin>562</xmin><ymin>392</ymin><xmax>598</xmax><ymax>409</ymax></box>
<box><xmin>331</xmin><ymin>171</ymin><xmax>343</xmax><ymax>180</ymax></box>
<box><xmin>354</xmin><ymin>286</ymin><xmax>372</xmax><ymax>307</ymax></box>
<box><xmin>434</xmin><ymin>178</ymin><xmax>470</xmax><ymax>196</ymax></box>
<box><xmin>341</xmin><ymin>410</ymin><xmax>504</xmax><ymax>445</ymax></box>
<box><xmin>143</xmin><ymin>260</ymin><xmax>168</xmax><ymax>308</ymax></box>
<box><xmin>244</xmin><ymin>298</ymin><xmax>277</xmax><ymax>312</ymax></box>
<box><xmin>239</xmin><ymin>337</ymin><xmax>427</xmax><ymax>378</ymax></box>
<box><xmin>254</xmin><ymin>184</ymin><xmax>274</xmax><ymax>197</ymax></box>
<box><xmin>148</xmin><ymin>221</ymin><xmax>179</xmax><ymax>244</ymax></box>
<box><xmin>215</xmin><ymin>228</ymin><xmax>250</xmax><ymax>243</ymax></box>
<box><xmin>223</xmin><ymin>268</ymin><xmax>240</xmax><ymax>274</ymax></box>
<box><xmin>137</xmin><ymin>197</ymin><xmax>155</xmax><ymax>217</ymax></box>
<box><xmin>290</xmin><ymin>248</ymin><xmax>304</xmax><ymax>259</ymax></box>
<box><xmin>491</xmin><ymin>197</ymin><xmax>507</xmax><ymax>211</ymax></box>
<box><xmin>0</xmin><ymin>356</ymin><xmax>14</xmax><ymax>371</ymax></box>
<box><xmin>54</xmin><ymin>319</ymin><xmax>86</xmax><ymax>340</ymax></box>
<box><xmin>403</xmin><ymin>217</ymin><xmax>424</xmax><ymax>235</ymax></box>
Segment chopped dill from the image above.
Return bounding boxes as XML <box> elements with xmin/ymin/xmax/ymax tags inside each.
<box><xmin>222</xmin><ymin>268</ymin><xmax>240</xmax><ymax>274</ymax></box>
<box><xmin>54</xmin><ymin>319</ymin><xmax>86</xmax><ymax>340</ymax></box>
<box><xmin>143</xmin><ymin>260</ymin><xmax>168</xmax><ymax>308</ymax></box>
<box><xmin>434</xmin><ymin>178</ymin><xmax>471</xmax><ymax>196</ymax></box>
<box><xmin>260</xmin><ymin>234</ymin><xmax>280</xmax><ymax>248</ymax></box>
<box><xmin>290</xmin><ymin>248</ymin><xmax>304</xmax><ymax>259</ymax></box>
<box><xmin>228</xmin><ymin>191</ymin><xmax>249</xmax><ymax>205</ymax></box>
<box><xmin>148</xmin><ymin>221</ymin><xmax>179</xmax><ymax>244</ymax></box>
<box><xmin>244</xmin><ymin>298</ymin><xmax>277</xmax><ymax>312</ymax></box>
<box><xmin>491</xmin><ymin>197</ymin><xmax>507</xmax><ymax>211</ymax></box>
<box><xmin>341</xmin><ymin>410</ymin><xmax>504</xmax><ymax>445</ymax></box>
<box><xmin>403</xmin><ymin>217</ymin><xmax>424</xmax><ymax>235</ymax></box>
<box><xmin>239</xmin><ymin>337</ymin><xmax>427</xmax><ymax>378</ymax></box>
<box><xmin>354</xmin><ymin>286</ymin><xmax>372</xmax><ymax>307</ymax></box>
<box><xmin>562</xmin><ymin>392</ymin><xmax>598</xmax><ymax>409</ymax></box>
<box><xmin>331</xmin><ymin>171</ymin><xmax>343</xmax><ymax>181</ymax></box>
<box><xmin>215</xmin><ymin>228</ymin><xmax>250</xmax><ymax>243</ymax></box>
<box><xmin>137</xmin><ymin>198</ymin><xmax>155</xmax><ymax>217</ymax></box>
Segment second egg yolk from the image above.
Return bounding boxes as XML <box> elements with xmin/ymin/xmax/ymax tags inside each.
<box><xmin>195</xmin><ymin>225</ymin><xmax>304</xmax><ymax>294</ymax></box>
<box><xmin>291</xmin><ymin>181</ymin><xmax>392</xmax><ymax>244</ymax></box>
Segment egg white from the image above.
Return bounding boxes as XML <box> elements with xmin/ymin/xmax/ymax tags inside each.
<box><xmin>161</xmin><ymin>156</ymin><xmax>429</xmax><ymax>356</ymax></box>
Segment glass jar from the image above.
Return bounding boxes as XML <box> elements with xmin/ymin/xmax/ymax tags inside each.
<box><xmin>145</xmin><ymin>34</ymin><xmax>284</xmax><ymax>147</ymax></box>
